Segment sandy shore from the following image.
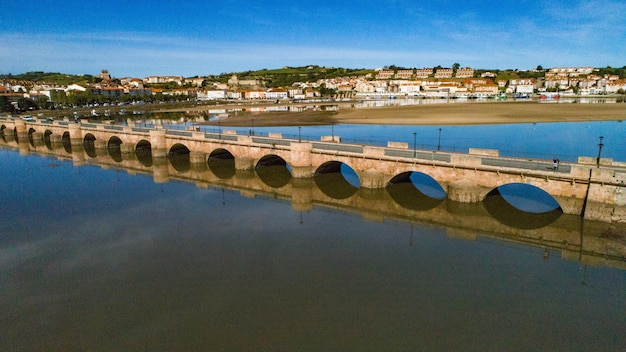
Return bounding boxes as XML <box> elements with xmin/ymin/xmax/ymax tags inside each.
<box><xmin>182</xmin><ymin>100</ymin><xmax>626</xmax><ymax>127</ymax></box>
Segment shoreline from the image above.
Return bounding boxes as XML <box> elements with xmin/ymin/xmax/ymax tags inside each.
<box><xmin>191</xmin><ymin>100</ymin><xmax>626</xmax><ymax>127</ymax></box>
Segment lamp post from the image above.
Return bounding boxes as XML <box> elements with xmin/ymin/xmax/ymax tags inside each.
<box><xmin>596</xmin><ymin>136</ymin><xmax>604</xmax><ymax>167</ymax></box>
<box><xmin>298</xmin><ymin>126</ymin><xmax>301</xmax><ymax>142</ymax></box>
<box><xmin>218</xmin><ymin>121</ymin><xmax>221</xmax><ymax>139</ymax></box>
<box><xmin>413</xmin><ymin>132</ymin><xmax>417</xmax><ymax>158</ymax></box>
<box><xmin>251</xmin><ymin>118</ymin><xmax>254</xmax><ymax>136</ymax></box>
<box><xmin>437</xmin><ymin>128</ymin><xmax>442</xmax><ymax>151</ymax></box>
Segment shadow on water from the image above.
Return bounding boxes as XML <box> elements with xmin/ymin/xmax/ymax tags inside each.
<box><xmin>387</xmin><ymin>183</ymin><xmax>445</xmax><ymax>211</ymax></box>
<box><xmin>108</xmin><ymin>137</ymin><xmax>123</xmax><ymax>162</ymax></box>
<box><xmin>387</xmin><ymin>172</ymin><xmax>446</xmax><ymax>211</ymax></box>
<box><xmin>256</xmin><ymin>155</ymin><xmax>292</xmax><ymax>188</ymax></box>
<box><xmin>84</xmin><ymin>134</ymin><xmax>97</xmax><ymax>158</ymax></box>
<box><xmin>208</xmin><ymin>149</ymin><xmax>235</xmax><ymax>179</ymax></box>
<box><xmin>135</xmin><ymin>140</ymin><xmax>152</xmax><ymax>167</ymax></box>
<box><xmin>169</xmin><ymin>143</ymin><xmax>191</xmax><ymax>172</ymax></box>
<box><xmin>314</xmin><ymin>161</ymin><xmax>360</xmax><ymax>199</ymax></box>
<box><xmin>484</xmin><ymin>187</ymin><xmax>563</xmax><ymax>229</ymax></box>
<box><xmin>61</xmin><ymin>132</ymin><xmax>71</xmax><ymax>153</ymax></box>
<box><xmin>44</xmin><ymin>130</ymin><xmax>53</xmax><ymax>150</ymax></box>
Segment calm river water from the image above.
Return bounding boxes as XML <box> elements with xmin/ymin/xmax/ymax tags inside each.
<box><xmin>1</xmin><ymin>119</ymin><xmax>625</xmax><ymax>351</ymax></box>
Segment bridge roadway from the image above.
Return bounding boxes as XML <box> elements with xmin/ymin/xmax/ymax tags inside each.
<box><xmin>2</xmin><ymin>115</ymin><xmax>626</xmax><ymax>223</ymax></box>
<box><xmin>1</xmin><ymin>138</ymin><xmax>624</xmax><ymax>270</ymax></box>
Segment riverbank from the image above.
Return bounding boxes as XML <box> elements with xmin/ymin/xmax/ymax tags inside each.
<box><xmin>193</xmin><ymin>100</ymin><xmax>626</xmax><ymax>127</ymax></box>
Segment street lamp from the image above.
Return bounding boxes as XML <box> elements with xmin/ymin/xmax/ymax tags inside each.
<box><xmin>413</xmin><ymin>132</ymin><xmax>417</xmax><ymax>158</ymax></box>
<box><xmin>437</xmin><ymin>128</ymin><xmax>442</xmax><ymax>151</ymax></box>
<box><xmin>596</xmin><ymin>136</ymin><xmax>604</xmax><ymax>167</ymax></box>
<box><xmin>298</xmin><ymin>126</ymin><xmax>301</xmax><ymax>142</ymax></box>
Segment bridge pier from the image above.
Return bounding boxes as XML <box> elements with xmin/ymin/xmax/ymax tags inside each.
<box><xmin>235</xmin><ymin>157</ymin><xmax>255</xmax><ymax>171</ymax></box>
<box><xmin>49</xmin><ymin>133</ymin><xmax>61</xmax><ymax>143</ymax></box>
<box><xmin>290</xmin><ymin>142</ymin><xmax>315</xmax><ymax>178</ymax></box>
<box><xmin>291</xmin><ymin>178</ymin><xmax>314</xmax><ymax>211</ymax></box>
<box><xmin>447</xmin><ymin>180</ymin><xmax>488</xmax><ymax>203</ymax></box>
<box><xmin>31</xmin><ymin>131</ymin><xmax>44</xmax><ymax>147</ymax></box>
<box><xmin>14</xmin><ymin>119</ymin><xmax>28</xmax><ymax>142</ymax></box>
<box><xmin>153</xmin><ymin>157</ymin><xmax>170</xmax><ymax>183</ymax></box>
<box><xmin>71</xmin><ymin>144</ymin><xmax>86</xmax><ymax>166</ymax></box>
<box><xmin>190</xmin><ymin>151</ymin><xmax>207</xmax><ymax>164</ymax></box>
<box><xmin>583</xmin><ymin>168</ymin><xmax>626</xmax><ymax>222</ymax></box>
<box><xmin>356</xmin><ymin>170</ymin><xmax>387</xmax><ymax>189</ymax></box>
<box><xmin>68</xmin><ymin>123</ymin><xmax>83</xmax><ymax>146</ymax></box>
<box><xmin>121</xmin><ymin>143</ymin><xmax>135</xmax><ymax>155</ymax></box>
<box><xmin>149</xmin><ymin>130</ymin><xmax>167</xmax><ymax>158</ymax></box>
<box><xmin>18</xmin><ymin>139</ymin><xmax>29</xmax><ymax>155</ymax></box>
<box><xmin>94</xmin><ymin>140</ymin><xmax>108</xmax><ymax>156</ymax></box>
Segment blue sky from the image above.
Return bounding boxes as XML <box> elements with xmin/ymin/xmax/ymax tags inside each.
<box><xmin>1</xmin><ymin>0</ymin><xmax>624</xmax><ymax>77</ymax></box>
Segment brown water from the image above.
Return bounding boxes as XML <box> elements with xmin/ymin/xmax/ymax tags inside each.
<box><xmin>0</xmin><ymin>146</ymin><xmax>624</xmax><ymax>351</ymax></box>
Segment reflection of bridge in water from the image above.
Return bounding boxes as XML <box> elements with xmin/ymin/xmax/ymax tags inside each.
<box><xmin>1</xmin><ymin>129</ymin><xmax>625</xmax><ymax>271</ymax></box>
<box><xmin>1</xmin><ymin>115</ymin><xmax>625</xmax><ymax>224</ymax></box>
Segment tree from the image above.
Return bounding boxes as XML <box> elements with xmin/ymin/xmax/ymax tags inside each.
<box><xmin>0</xmin><ymin>96</ymin><xmax>15</xmax><ymax>113</ymax></box>
<box><xmin>452</xmin><ymin>63</ymin><xmax>460</xmax><ymax>71</ymax></box>
<box><xmin>536</xmin><ymin>65</ymin><xmax>544</xmax><ymax>71</ymax></box>
<box><xmin>36</xmin><ymin>96</ymin><xmax>50</xmax><ymax>109</ymax></box>
<box><xmin>17</xmin><ymin>97</ymin><xmax>37</xmax><ymax>111</ymax></box>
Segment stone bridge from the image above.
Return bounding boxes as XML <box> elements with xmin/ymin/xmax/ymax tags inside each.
<box><xmin>1</xmin><ymin>137</ymin><xmax>625</xmax><ymax>270</ymax></box>
<box><xmin>2</xmin><ymin>115</ymin><xmax>625</xmax><ymax>223</ymax></box>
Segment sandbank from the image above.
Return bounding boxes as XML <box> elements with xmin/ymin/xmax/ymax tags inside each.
<box><xmin>184</xmin><ymin>100</ymin><xmax>626</xmax><ymax>127</ymax></box>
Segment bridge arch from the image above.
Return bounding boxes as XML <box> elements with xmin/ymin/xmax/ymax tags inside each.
<box><xmin>314</xmin><ymin>161</ymin><xmax>360</xmax><ymax>199</ymax></box>
<box><xmin>84</xmin><ymin>133</ymin><xmax>97</xmax><ymax>158</ymax></box>
<box><xmin>108</xmin><ymin>136</ymin><xmax>123</xmax><ymax>162</ymax></box>
<box><xmin>387</xmin><ymin>171</ymin><xmax>446</xmax><ymax>211</ymax></box>
<box><xmin>256</xmin><ymin>154</ymin><xmax>291</xmax><ymax>188</ymax></box>
<box><xmin>44</xmin><ymin>130</ymin><xmax>53</xmax><ymax>150</ymax></box>
<box><xmin>135</xmin><ymin>139</ymin><xmax>152</xmax><ymax>166</ymax></box>
<box><xmin>61</xmin><ymin>131</ymin><xmax>71</xmax><ymax>153</ymax></box>
<box><xmin>27</xmin><ymin>127</ymin><xmax>37</xmax><ymax>146</ymax></box>
<box><xmin>487</xmin><ymin>182</ymin><xmax>562</xmax><ymax>213</ymax></box>
<box><xmin>1</xmin><ymin>125</ymin><xmax>17</xmax><ymax>143</ymax></box>
<box><xmin>208</xmin><ymin>148</ymin><xmax>235</xmax><ymax>179</ymax></box>
<box><xmin>484</xmin><ymin>183</ymin><xmax>563</xmax><ymax>228</ymax></box>
<box><xmin>169</xmin><ymin>143</ymin><xmax>191</xmax><ymax>172</ymax></box>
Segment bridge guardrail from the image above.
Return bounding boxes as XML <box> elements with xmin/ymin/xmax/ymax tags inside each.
<box><xmin>104</xmin><ymin>125</ymin><xmax>124</xmax><ymax>131</ymax></box>
<box><xmin>384</xmin><ymin>148</ymin><xmax>451</xmax><ymax>162</ymax></box>
<box><xmin>166</xmin><ymin>130</ymin><xmax>193</xmax><ymax>137</ymax></box>
<box><xmin>132</xmin><ymin>127</ymin><xmax>151</xmax><ymax>133</ymax></box>
<box><xmin>481</xmin><ymin>157</ymin><xmax>572</xmax><ymax>173</ymax></box>
<box><xmin>252</xmin><ymin>137</ymin><xmax>291</xmax><ymax>147</ymax></box>
<box><xmin>204</xmin><ymin>132</ymin><xmax>238</xmax><ymax>141</ymax></box>
<box><xmin>312</xmin><ymin>142</ymin><xmax>363</xmax><ymax>154</ymax></box>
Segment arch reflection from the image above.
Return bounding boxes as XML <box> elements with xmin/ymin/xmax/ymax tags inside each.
<box><xmin>314</xmin><ymin>161</ymin><xmax>359</xmax><ymax>199</ymax></box>
<box><xmin>44</xmin><ymin>130</ymin><xmax>53</xmax><ymax>150</ymax></box>
<box><xmin>208</xmin><ymin>149</ymin><xmax>235</xmax><ymax>179</ymax></box>
<box><xmin>256</xmin><ymin>155</ymin><xmax>291</xmax><ymax>188</ymax></box>
<box><xmin>61</xmin><ymin>132</ymin><xmax>71</xmax><ymax>153</ymax></box>
<box><xmin>108</xmin><ymin>136</ymin><xmax>123</xmax><ymax>162</ymax></box>
<box><xmin>483</xmin><ymin>187</ymin><xmax>562</xmax><ymax>229</ymax></box>
<box><xmin>169</xmin><ymin>143</ymin><xmax>191</xmax><ymax>172</ymax></box>
<box><xmin>135</xmin><ymin>139</ymin><xmax>152</xmax><ymax>167</ymax></box>
<box><xmin>84</xmin><ymin>133</ymin><xmax>97</xmax><ymax>158</ymax></box>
